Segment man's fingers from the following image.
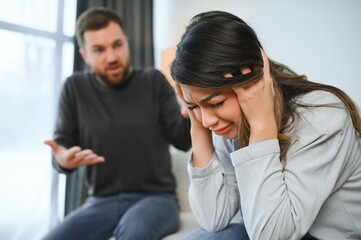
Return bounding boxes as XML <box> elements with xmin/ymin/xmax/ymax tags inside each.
<box><xmin>68</xmin><ymin>148</ymin><xmax>87</xmax><ymax>159</ymax></box>
<box><xmin>74</xmin><ymin>149</ymin><xmax>92</xmax><ymax>157</ymax></box>
<box><xmin>44</xmin><ymin>139</ymin><xmax>60</xmax><ymax>152</ymax></box>
<box><xmin>84</xmin><ymin>154</ymin><xmax>105</xmax><ymax>163</ymax></box>
<box><xmin>75</xmin><ymin>153</ymin><xmax>105</xmax><ymax>166</ymax></box>
<box><xmin>73</xmin><ymin>150</ymin><xmax>105</xmax><ymax>163</ymax></box>
<box><xmin>44</xmin><ymin>139</ymin><xmax>56</xmax><ymax>147</ymax></box>
<box><xmin>44</xmin><ymin>141</ymin><xmax>104</xmax><ymax>168</ymax></box>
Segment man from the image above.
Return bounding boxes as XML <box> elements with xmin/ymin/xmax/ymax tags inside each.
<box><xmin>43</xmin><ymin>7</ymin><xmax>191</xmax><ymax>240</ymax></box>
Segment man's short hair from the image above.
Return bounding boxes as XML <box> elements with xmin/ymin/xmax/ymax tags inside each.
<box><xmin>76</xmin><ymin>7</ymin><xmax>126</xmax><ymax>48</ymax></box>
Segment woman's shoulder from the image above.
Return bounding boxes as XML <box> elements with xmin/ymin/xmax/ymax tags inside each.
<box><xmin>297</xmin><ymin>90</ymin><xmax>341</xmax><ymax>105</ymax></box>
<box><xmin>294</xmin><ymin>90</ymin><xmax>350</xmax><ymax>135</ymax></box>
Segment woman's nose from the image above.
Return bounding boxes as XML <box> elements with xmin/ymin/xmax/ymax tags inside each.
<box><xmin>201</xmin><ymin>108</ymin><xmax>218</xmax><ymax>129</ymax></box>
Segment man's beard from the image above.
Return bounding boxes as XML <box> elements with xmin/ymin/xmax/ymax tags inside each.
<box><xmin>96</xmin><ymin>61</ymin><xmax>130</xmax><ymax>85</ymax></box>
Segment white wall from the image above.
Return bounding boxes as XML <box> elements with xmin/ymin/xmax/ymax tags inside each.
<box><xmin>154</xmin><ymin>0</ymin><xmax>361</xmax><ymax>105</ymax></box>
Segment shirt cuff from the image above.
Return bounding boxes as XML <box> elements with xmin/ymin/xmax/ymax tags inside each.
<box><xmin>187</xmin><ymin>152</ymin><xmax>223</xmax><ymax>179</ymax></box>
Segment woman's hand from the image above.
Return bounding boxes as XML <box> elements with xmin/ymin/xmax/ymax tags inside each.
<box><xmin>175</xmin><ymin>84</ymin><xmax>214</xmax><ymax>168</ymax></box>
<box><xmin>232</xmin><ymin>49</ymin><xmax>277</xmax><ymax>145</ymax></box>
<box><xmin>175</xmin><ymin>84</ymin><xmax>207</xmax><ymax>133</ymax></box>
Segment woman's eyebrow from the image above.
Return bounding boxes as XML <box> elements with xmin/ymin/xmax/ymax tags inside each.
<box><xmin>184</xmin><ymin>91</ymin><xmax>220</xmax><ymax>105</ymax></box>
<box><xmin>184</xmin><ymin>100</ymin><xmax>194</xmax><ymax>105</ymax></box>
<box><xmin>199</xmin><ymin>92</ymin><xmax>220</xmax><ymax>103</ymax></box>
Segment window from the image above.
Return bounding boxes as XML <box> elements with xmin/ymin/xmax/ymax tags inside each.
<box><xmin>0</xmin><ymin>0</ymin><xmax>76</xmax><ymax>239</ymax></box>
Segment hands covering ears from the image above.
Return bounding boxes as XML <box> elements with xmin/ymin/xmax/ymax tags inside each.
<box><xmin>175</xmin><ymin>48</ymin><xmax>277</xmax><ymax>146</ymax></box>
<box><xmin>231</xmin><ymin>49</ymin><xmax>277</xmax><ymax>144</ymax></box>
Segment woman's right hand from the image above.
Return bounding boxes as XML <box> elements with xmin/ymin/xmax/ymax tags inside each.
<box><xmin>175</xmin><ymin>84</ymin><xmax>205</xmax><ymax>131</ymax></box>
<box><xmin>44</xmin><ymin>140</ymin><xmax>105</xmax><ymax>170</ymax></box>
<box><xmin>175</xmin><ymin>84</ymin><xmax>214</xmax><ymax>168</ymax></box>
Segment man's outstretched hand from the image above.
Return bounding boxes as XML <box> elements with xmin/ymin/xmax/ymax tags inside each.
<box><xmin>44</xmin><ymin>140</ymin><xmax>105</xmax><ymax>170</ymax></box>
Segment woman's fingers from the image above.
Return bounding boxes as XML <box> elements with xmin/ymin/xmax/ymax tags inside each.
<box><xmin>231</xmin><ymin>49</ymin><xmax>276</xmax><ymax>138</ymax></box>
<box><xmin>260</xmin><ymin>48</ymin><xmax>274</xmax><ymax>94</ymax></box>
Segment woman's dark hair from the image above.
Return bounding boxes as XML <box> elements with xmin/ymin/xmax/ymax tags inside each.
<box><xmin>76</xmin><ymin>7</ymin><xmax>126</xmax><ymax>48</ymax></box>
<box><xmin>171</xmin><ymin>11</ymin><xmax>264</xmax><ymax>88</ymax></box>
<box><xmin>171</xmin><ymin>11</ymin><xmax>361</xmax><ymax>167</ymax></box>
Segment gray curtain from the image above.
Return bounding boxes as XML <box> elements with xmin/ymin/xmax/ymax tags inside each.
<box><xmin>65</xmin><ymin>0</ymin><xmax>154</xmax><ymax>215</ymax></box>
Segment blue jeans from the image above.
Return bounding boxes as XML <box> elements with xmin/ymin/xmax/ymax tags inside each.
<box><xmin>43</xmin><ymin>193</ymin><xmax>180</xmax><ymax>240</ymax></box>
<box><xmin>184</xmin><ymin>222</ymin><xmax>249</xmax><ymax>240</ymax></box>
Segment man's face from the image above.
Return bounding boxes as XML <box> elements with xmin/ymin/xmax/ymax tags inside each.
<box><xmin>80</xmin><ymin>21</ymin><xmax>131</xmax><ymax>85</ymax></box>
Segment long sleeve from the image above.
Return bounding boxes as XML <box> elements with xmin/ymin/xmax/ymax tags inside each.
<box><xmin>187</xmin><ymin>91</ymin><xmax>361</xmax><ymax>239</ymax></box>
<box><xmin>187</xmin><ymin>136</ymin><xmax>240</xmax><ymax>232</ymax></box>
<box><xmin>52</xmin><ymin>75</ymin><xmax>80</xmax><ymax>174</ymax></box>
<box><xmin>230</xmin><ymin>91</ymin><xmax>361</xmax><ymax>239</ymax></box>
<box><xmin>50</xmin><ymin>69</ymin><xmax>190</xmax><ymax>195</ymax></box>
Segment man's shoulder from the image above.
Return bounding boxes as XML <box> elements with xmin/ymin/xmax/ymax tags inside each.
<box><xmin>59</xmin><ymin>72</ymin><xmax>94</xmax><ymax>96</ymax></box>
<box><xmin>131</xmin><ymin>67</ymin><xmax>168</xmax><ymax>88</ymax></box>
<box><xmin>66</xmin><ymin>71</ymin><xmax>91</xmax><ymax>81</ymax></box>
<box><xmin>133</xmin><ymin>67</ymin><xmax>163</xmax><ymax>78</ymax></box>
<box><xmin>63</xmin><ymin>71</ymin><xmax>93</xmax><ymax>87</ymax></box>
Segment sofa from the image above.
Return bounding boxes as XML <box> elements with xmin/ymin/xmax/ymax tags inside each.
<box><xmin>164</xmin><ymin>146</ymin><xmax>242</xmax><ymax>239</ymax></box>
<box><xmin>163</xmin><ymin>147</ymin><xmax>198</xmax><ymax>240</ymax></box>
<box><xmin>109</xmin><ymin>146</ymin><xmax>240</xmax><ymax>240</ymax></box>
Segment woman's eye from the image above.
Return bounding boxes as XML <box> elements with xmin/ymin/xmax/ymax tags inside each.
<box><xmin>210</xmin><ymin>101</ymin><xmax>224</xmax><ymax>108</ymax></box>
<box><xmin>188</xmin><ymin>105</ymin><xmax>198</xmax><ymax>111</ymax></box>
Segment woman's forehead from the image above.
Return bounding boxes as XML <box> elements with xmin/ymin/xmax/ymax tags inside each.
<box><xmin>180</xmin><ymin>85</ymin><xmax>232</xmax><ymax>103</ymax></box>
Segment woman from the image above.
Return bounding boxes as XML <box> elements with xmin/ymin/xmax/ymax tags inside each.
<box><xmin>170</xmin><ymin>11</ymin><xmax>361</xmax><ymax>240</ymax></box>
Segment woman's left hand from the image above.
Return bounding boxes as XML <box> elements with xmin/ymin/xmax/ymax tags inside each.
<box><xmin>232</xmin><ymin>49</ymin><xmax>278</xmax><ymax>144</ymax></box>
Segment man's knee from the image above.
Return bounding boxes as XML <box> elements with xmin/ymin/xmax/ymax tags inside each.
<box><xmin>113</xmin><ymin>222</ymin><xmax>158</xmax><ymax>240</ymax></box>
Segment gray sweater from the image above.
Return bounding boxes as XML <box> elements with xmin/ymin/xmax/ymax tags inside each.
<box><xmin>188</xmin><ymin>91</ymin><xmax>361</xmax><ymax>239</ymax></box>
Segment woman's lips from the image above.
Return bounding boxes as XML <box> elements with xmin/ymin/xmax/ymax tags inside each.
<box><xmin>212</xmin><ymin>124</ymin><xmax>231</xmax><ymax>135</ymax></box>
